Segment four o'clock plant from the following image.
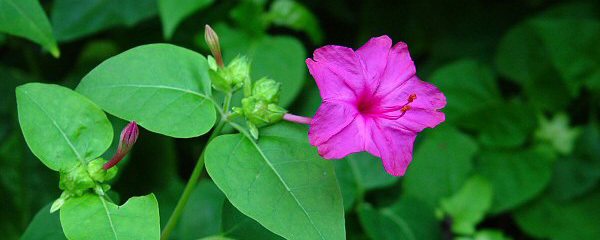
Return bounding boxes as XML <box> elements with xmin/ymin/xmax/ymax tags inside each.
<box><xmin>15</xmin><ymin>23</ymin><xmax>445</xmax><ymax>240</ymax></box>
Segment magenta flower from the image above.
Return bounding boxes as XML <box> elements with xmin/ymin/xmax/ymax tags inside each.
<box><xmin>103</xmin><ymin>121</ymin><xmax>139</xmax><ymax>170</ymax></box>
<box><xmin>306</xmin><ymin>36</ymin><xmax>446</xmax><ymax>176</ymax></box>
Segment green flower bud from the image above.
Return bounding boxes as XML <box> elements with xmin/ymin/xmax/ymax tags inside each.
<box><xmin>87</xmin><ymin>158</ymin><xmax>118</xmax><ymax>182</ymax></box>
<box><xmin>209</xmin><ymin>69</ymin><xmax>230</xmax><ymax>92</ymax></box>
<box><xmin>50</xmin><ymin>191</ymin><xmax>72</xmax><ymax>213</ymax></box>
<box><xmin>59</xmin><ymin>163</ymin><xmax>95</xmax><ymax>197</ymax></box>
<box><xmin>241</xmin><ymin>97</ymin><xmax>286</xmax><ymax>127</ymax></box>
<box><xmin>226</xmin><ymin>56</ymin><xmax>251</xmax><ymax>90</ymax></box>
<box><xmin>247</xmin><ymin>121</ymin><xmax>259</xmax><ymax>140</ymax></box>
<box><xmin>252</xmin><ymin>78</ymin><xmax>281</xmax><ymax>103</ymax></box>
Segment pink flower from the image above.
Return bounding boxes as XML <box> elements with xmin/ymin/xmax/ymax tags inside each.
<box><xmin>306</xmin><ymin>36</ymin><xmax>446</xmax><ymax>176</ymax></box>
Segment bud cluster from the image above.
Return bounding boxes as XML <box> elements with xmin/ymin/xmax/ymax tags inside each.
<box><xmin>204</xmin><ymin>25</ymin><xmax>287</xmax><ymax>139</ymax></box>
<box><xmin>51</xmin><ymin>158</ymin><xmax>118</xmax><ymax>212</ymax></box>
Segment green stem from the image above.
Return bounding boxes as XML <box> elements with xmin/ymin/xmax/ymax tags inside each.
<box><xmin>160</xmin><ymin>92</ymin><xmax>232</xmax><ymax>240</ymax></box>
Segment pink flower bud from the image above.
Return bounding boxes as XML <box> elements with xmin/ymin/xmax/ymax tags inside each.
<box><xmin>103</xmin><ymin>121</ymin><xmax>139</xmax><ymax>170</ymax></box>
<box><xmin>205</xmin><ymin>24</ymin><xmax>224</xmax><ymax>68</ymax></box>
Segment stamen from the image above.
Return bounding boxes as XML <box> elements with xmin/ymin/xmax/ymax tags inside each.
<box><xmin>408</xmin><ymin>94</ymin><xmax>417</xmax><ymax>103</ymax></box>
<box><xmin>379</xmin><ymin>94</ymin><xmax>415</xmax><ymax>120</ymax></box>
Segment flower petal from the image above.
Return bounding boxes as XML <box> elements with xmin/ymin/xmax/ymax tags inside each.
<box><xmin>309</xmin><ymin>100</ymin><xmax>365</xmax><ymax>158</ymax></box>
<box><xmin>356</xmin><ymin>36</ymin><xmax>392</xmax><ymax>80</ymax></box>
<box><xmin>367</xmin><ymin>119</ymin><xmax>416</xmax><ymax>176</ymax></box>
<box><xmin>375</xmin><ymin>42</ymin><xmax>416</xmax><ymax>97</ymax></box>
<box><xmin>380</xmin><ymin>76</ymin><xmax>447</xmax><ymax>132</ymax></box>
<box><xmin>311</xmin><ymin>45</ymin><xmax>368</xmax><ymax>98</ymax></box>
<box><xmin>306</xmin><ymin>59</ymin><xmax>357</xmax><ymax>101</ymax></box>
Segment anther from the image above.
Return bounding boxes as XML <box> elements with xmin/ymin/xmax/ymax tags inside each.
<box><xmin>407</xmin><ymin>94</ymin><xmax>417</xmax><ymax>103</ymax></box>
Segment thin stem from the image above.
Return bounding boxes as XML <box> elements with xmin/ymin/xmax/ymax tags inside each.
<box><xmin>160</xmin><ymin>93</ymin><xmax>232</xmax><ymax>240</ymax></box>
<box><xmin>283</xmin><ymin>113</ymin><xmax>313</xmax><ymax>125</ymax></box>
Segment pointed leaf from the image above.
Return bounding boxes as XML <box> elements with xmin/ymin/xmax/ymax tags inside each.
<box><xmin>205</xmin><ymin>123</ymin><xmax>345</xmax><ymax>240</ymax></box>
<box><xmin>16</xmin><ymin>83</ymin><xmax>113</xmax><ymax>171</ymax></box>
<box><xmin>0</xmin><ymin>0</ymin><xmax>59</xmax><ymax>57</ymax></box>
<box><xmin>60</xmin><ymin>194</ymin><xmax>160</xmax><ymax>240</ymax></box>
<box><xmin>77</xmin><ymin>44</ymin><xmax>216</xmax><ymax>138</ymax></box>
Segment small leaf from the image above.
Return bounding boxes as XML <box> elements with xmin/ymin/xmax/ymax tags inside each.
<box><xmin>431</xmin><ymin>59</ymin><xmax>501</xmax><ymax>122</ymax></box>
<box><xmin>477</xmin><ymin>149</ymin><xmax>553</xmax><ymax>214</ymax></box>
<box><xmin>358</xmin><ymin>197</ymin><xmax>441</xmax><ymax>240</ymax></box>
<box><xmin>51</xmin><ymin>0</ymin><xmax>157</xmax><ymax>42</ymax></box>
<box><xmin>158</xmin><ymin>0</ymin><xmax>215</xmax><ymax>39</ymax></box>
<box><xmin>77</xmin><ymin>44</ymin><xmax>216</xmax><ymax>138</ymax></box>
<box><xmin>20</xmin><ymin>203</ymin><xmax>66</xmax><ymax>240</ymax></box>
<box><xmin>268</xmin><ymin>0</ymin><xmax>323</xmax><ymax>44</ymax></box>
<box><xmin>16</xmin><ymin>83</ymin><xmax>113</xmax><ymax>171</ymax></box>
<box><xmin>403</xmin><ymin>126</ymin><xmax>479</xmax><ymax>206</ymax></box>
<box><xmin>0</xmin><ymin>0</ymin><xmax>59</xmax><ymax>57</ymax></box>
<box><xmin>205</xmin><ymin>122</ymin><xmax>345</xmax><ymax>240</ymax></box>
<box><xmin>60</xmin><ymin>194</ymin><xmax>160</xmax><ymax>240</ymax></box>
<box><xmin>439</xmin><ymin>175</ymin><xmax>493</xmax><ymax>235</ymax></box>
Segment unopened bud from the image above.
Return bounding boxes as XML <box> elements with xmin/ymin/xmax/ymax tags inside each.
<box><xmin>88</xmin><ymin>158</ymin><xmax>118</xmax><ymax>182</ymax></box>
<box><xmin>205</xmin><ymin>24</ymin><xmax>224</xmax><ymax>68</ymax></box>
<box><xmin>241</xmin><ymin>97</ymin><xmax>287</xmax><ymax>128</ymax></box>
<box><xmin>227</xmin><ymin>56</ymin><xmax>251</xmax><ymax>90</ymax></box>
<box><xmin>103</xmin><ymin>121</ymin><xmax>139</xmax><ymax>170</ymax></box>
<box><xmin>59</xmin><ymin>163</ymin><xmax>95</xmax><ymax>196</ymax></box>
<box><xmin>253</xmin><ymin>78</ymin><xmax>281</xmax><ymax>103</ymax></box>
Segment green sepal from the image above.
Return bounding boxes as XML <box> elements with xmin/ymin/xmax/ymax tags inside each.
<box><xmin>87</xmin><ymin>158</ymin><xmax>118</xmax><ymax>182</ymax></box>
<box><xmin>241</xmin><ymin>97</ymin><xmax>286</xmax><ymax>127</ymax></box>
<box><xmin>253</xmin><ymin>78</ymin><xmax>281</xmax><ymax>103</ymax></box>
<box><xmin>59</xmin><ymin>163</ymin><xmax>95</xmax><ymax>197</ymax></box>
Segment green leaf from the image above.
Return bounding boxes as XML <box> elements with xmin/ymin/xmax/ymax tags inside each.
<box><xmin>460</xmin><ymin>101</ymin><xmax>537</xmax><ymax>148</ymax></box>
<box><xmin>333</xmin><ymin>152</ymin><xmax>398</xmax><ymax>211</ymax></box>
<box><xmin>514</xmin><ymin>191</ymin><xmax>600</xmax><ymax>240</ymax></box>
<box><xmin>431</xmin><ymin>59</ymin><xmax>501</xmax><ymax>122</ymax></box>
<box><xmin>403</xmin><ymin>126</ymin><xmax>479</xmax><ymax>206</ymax></box>
<box><xmin>550</xmin><ymin>123</ymin><xmax>600</xmax><ymax>201</ymax></box>
<box><xmin>20</xmin><ymin>203</ymin><xmax>66</xmax><ymax>240</ymax></box>
<box><xmin>358</xmin><ymin>197</ymin><xmax>441</xmax><ymax>240</ymax></box>
<box><xmin>532</xmin><ymin>19</ymin><xmax>600</xmax><ymax>92</ymax></box>
<box><xmin>205</xmin><ymin>123</ymin><xmax>345</xmax><ymax>240</ymax></box>
<box><xmin>176</xmin><ymin>180</ymin><xmax>226</xmax><ymax>240</ymax></box>
<box><xmin>77</xmin><ymin>44</ymin><xmax>216</xmax><ymax>138</ymax></box>
<box><xmin>16</xmin><ymin>83</ymin><xmax>113</xmax><ymax>171</ymax></box>
<box><xmin>439</xmin><ymin>175</ymin><xmax>493</xmax><ymax>235</ymax></box>
<box><xmin>60</xmin><ymin>194</ymin><xmax>160</xmax><ymax>240</ymax></box>
<box><xmin>158</xmin><ymin>0</ymin><xmax>214</xmax><ymax>39</ymax></box>
<box><xmin>268</xmin><ymin>0</ymin><xmax>323</xmax><ymax>44</ymax></box>
<box><xmin>456</xmin><ymin>229</ymin><xmax>513</xmax><ymax>240</ymax></box>
<box><xmin>221</xmin><ymin>200</ymin><xmax>284</xmax><ymax>240</ymax></box>
<box><xmin>0</xmin><ymin>0</ymin><xmax>59</xmax><ymax>57</ymax></box>
<box><xmin>477</xmin><ymin>149</ymin><xmax>553</xmax><ymax>214</ymax></box>
<box><xmin>495</xmin><ymin>20</ymin><xmax>570</xmax><ymax>110</ymax></box>
<box><xmin>209</xmin><ymin>24</ymin><xmax>306</xmax><ymax>108</ymax></box>
<box><xmin>51</xmin><ymin>0</ymin><xmax>157</xmax><ymax>42</ymax></box>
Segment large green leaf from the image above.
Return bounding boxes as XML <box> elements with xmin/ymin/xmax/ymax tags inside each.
<box><xmin>514</xmin><ymin>191</ymin><xmax>600</xmax><ymax>240</ymax></box>
<box><xmin>221</xmin><ymin>200</ymin><xmax>284</xmax><ymax>240</ymax></box>
<box><xmin>532</xmin><ymin>19</ymin><xmax>600</xmax><ymax>92</ymax></box>
<box><xmin>358</xmin><ymin>197</ymin><xmax>441</xmax><ymax>240</ymax></box>
<box><xmin>205</xmin><ymin>123</ymin><xmax>345</xmax><ymax>240</ymax></box>
<box><xmin>209</xmin><ymin>24</ymin><xmax>306</xmax><ymax>108</ymax></box>
<box><xmin>60</xmin><ymin>194</ymin><xmax>160</xmax><ymax>240</ymax></box>
<box><xmin>51</xmin><ymin>0</ymin><xmax>157</xmax><ymax>42</ymax></box>
<box><xmin>477</xmin><ymin>149</ymin><xmax>553</xmax><ymax>214</ymax></box>
<box><xmin>403</xmin><ymin>126</ymin><xmax>479</xmax><ymax>206</ymax></box>
<box><xmin>16</xmin><ymin>83</ymin><xmax>113</xmax><ymax>171</ymax></box>
<box><xmin>77</xmin><ymin>44</ymin><xmax>216</xmax><ymax>138</ymax></box>
<box><xmin>268</xmin><ymin>0</ymin><xmax>323</xmax><ymax>44</ymax></box>
<box><xmin>0</xmin><ymin>0</ymin><xmax>59</xmax><ymax>57</ymax></box>
<box><xmin>431</xmin><ymin>59</ymin><xmax>501</xmax><ymax>122</ymax></box>
<box><xmin>439</xmin><ymin>175</ymin><xmax>493</xmax><ymax>235</ymax></box>
<box><xmin>158</xmin><ymin>0</ymin><xmax>214</xmax><ymax>39</ymax></box>
<box><xmin>20</xmin><ymin>204</ymin><xmax>66</xmax><ymax>240</ymax></box>
<box><xmin>460</xmin><ymin>101</ymin><xmax>537</xmax><ymax>148</ymax></box>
